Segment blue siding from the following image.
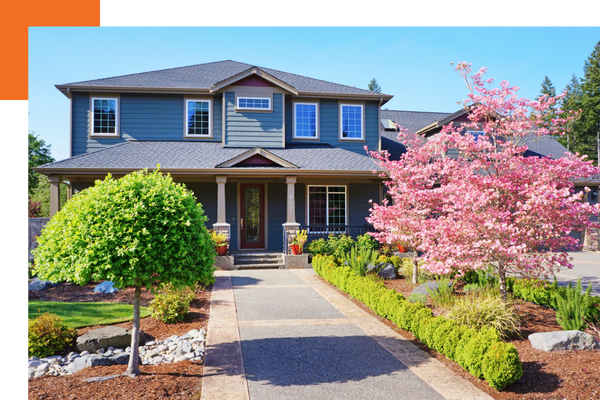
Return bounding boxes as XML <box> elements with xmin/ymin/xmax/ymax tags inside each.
<box><xmin>226</xmin><ymin>183</ymin><xmax>238</xmax><ymax>250</ymax></box>
<box><xmin>267</xmin><ymin>183</ymin><xmax>286</xmax><ymax>251</ymax></box>
<box><xmin>224</xmin><ymin>92</ymin><xmax>284</xmax><ymax>148</ymax></box>
<box><xmin>71</xmin><ymin>92</ymin><xmax>222</xmax><ymax>156</ymax></box>
<box><xmin>184</xmin><ymin>182</ymin><xmax>218</xmax><ymax>228</ymax></box>
<box><xmin>348</xmin><ymin>183</ymin><xmax>379</xmax><ymax>226</ymax></box>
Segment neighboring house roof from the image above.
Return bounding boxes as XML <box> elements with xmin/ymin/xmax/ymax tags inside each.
<box><xmin>35</xmin><ymin>141</ymin><xmax>381</xmax><ymax>175</ymax></box>
<box><xmin>55</xmin><ymin>60</ymin><xmax>393</xmax><ymax>101</ymax></box>
<box><xmin>380</xmin><ymin>109</ymin><xmax>571</xmax><ymax>161</ymax></box>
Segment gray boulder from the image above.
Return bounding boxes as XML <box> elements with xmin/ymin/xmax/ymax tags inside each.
<box><xmin>411</xmin><ymin>280</ymin><xmax>453</xmax><ymax>296</ymax></box>
<box><xmin>94</xmin><ymin>281</ymin><xmax>118</xmax><ymax>294</ymax></box>
<box><xmin>28</xmin><ymin>277</ymin><xmax>59</xmax><ymax>291</ymax></box>
<box><xmin>77</xmin><ymin>327</ymin><xmax>138</xmax><ymax>353</ymax></box>
<box><xmin>529</xmin><ymin>330</ymin><xmax>600</xmax><ymax>351</ymax></box>
<box><xmin>67</xmin><ymin>353</ymin><xmax>140</xmax><ymax>375</ymax></box>
<box><xmin>377</xmin><ymin>263</ymin><xmax>398</xmax><ymax>280</ymax></box>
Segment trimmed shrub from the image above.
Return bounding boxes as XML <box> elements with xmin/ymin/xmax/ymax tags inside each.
<box><xmin>29</xmin><ymin>312</ymin><xmax>77</xmax><ymax>358</ymax></box>
<box><xmin>482</xmin><ymin>342</ymin><xmax>523</xmax><ymax>390</ymax></box>
<box><xmin>356</xmin><ymin>233</ymin><xmax>379</xmax><ymax>252</ymax></box>
<box><xmin>311</xmin><ymin>254</ymin><xmax>523</xmax><ymax>391</ymax></box>
<box><xmin>447</xmin><ymin>293</ymin><xmax>521</xmax><ymax>339</ymax></box>
<box><xmin>327</xmin><ymin>234</ymin><xmax>355</xmax><ymax>259</ymax></box>
<box><xmin>149</xmin><ymin>283</ymin><xmax>196</xmax><ymax>324</ymax></box>
<box><xmin>307</xmin><ymin>238</ymin><xmax>329</xmax><ymax>256</ymax></box>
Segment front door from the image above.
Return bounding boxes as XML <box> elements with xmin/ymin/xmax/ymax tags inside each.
<box><xmin>240</xmin><ymin>183</ymin><xmax>265</xmax><ymax>249</ymax></box>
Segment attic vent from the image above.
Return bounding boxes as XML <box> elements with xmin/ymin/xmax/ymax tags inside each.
<box><xmin>381</xmin><ymin>118</ymin><xmax>397</xmax><ymax>130</ymax></box>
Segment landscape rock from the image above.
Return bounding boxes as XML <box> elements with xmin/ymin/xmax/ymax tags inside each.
<box><xmin>28</xmin><ymin>277</ymin><xmax>59</xmax><ymax>291</ymax></box>
<box><xmin>377</xmin><ymin>263</ymin><xmax>398</xmax><ymax>280</ymax></box>
<box><xmin>411</xmin><ymin>280</ymin><xmax>453</xmax><ymax>296</ymax></box>
<box><xmin>68</xmin><ymin>353</ymin><xmax>138</xmax><ymax>375</ymax></box>
<box><xmin>76</xmin><ymin>327</ymin><xmax>136</xmax><ymax>353</ymax></box>
<box><xmin>529</xmin><ymin>330</ymin><xmax>600</xmax><ymax>351</ymax></box>
<box><xmin>94</xmin><ymin>281</ymin><xmax>119</xmax><ymax>294</ymax></box>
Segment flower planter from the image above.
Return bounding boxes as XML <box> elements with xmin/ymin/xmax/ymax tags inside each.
<box><xmin>397</xmin><ymin>244</ymin><xmax>406</xmax><ymax>253</ymax></box>
<box><xmin>216</xmin><ymin>245</ymin><xmax>227</xmax><ymax>256</ymax></box>
<box><xmin>291</xmin><ymin>244</ymin><xmax>302</xmax><ymax>255</ymax></box>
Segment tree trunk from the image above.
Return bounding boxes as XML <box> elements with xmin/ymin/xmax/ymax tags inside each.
<box><xmin>498</xmin><ymin>262</ymin><xmax>508</xmax><ymax>303</ymax></box>
<box><xmin>124</xmin><ymin>284</ymin><xmax>141</xmax><ymax>377</ymax></box>
<box><xmin>412</xmin><ymin>257</ymin><xmax>418</xmax><ymax>284</ymax></box>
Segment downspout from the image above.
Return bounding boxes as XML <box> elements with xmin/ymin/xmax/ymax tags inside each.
<box><xmin>68</xmin><ymin>88</ymin><xmax>72</xmax><ymax>158</ymax></box>
<box><xmin>378</xmin><ymin>97</ymin><xmax>383</xmax><ymax>152</ymax></box>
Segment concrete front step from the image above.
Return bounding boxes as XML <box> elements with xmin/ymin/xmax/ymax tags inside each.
<box><xmin>236</xmin><ymin>258</ymin><xmax>282</xmax><ymax>265</ymax></box>
<box><xmin>236</xmin><ymin>263</ymin><xmax>284</xmax><ymax>270</ymax></box>
<box><xmin>233</xmin><ymin>253</ymin><xmax>284</xmax><ymax>269</ymax></box>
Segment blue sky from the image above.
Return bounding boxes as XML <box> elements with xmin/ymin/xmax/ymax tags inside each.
<box><xmin>29</xmin><ymin>27</ymin><xmax>600</xmax><ymax>161</ymax></box>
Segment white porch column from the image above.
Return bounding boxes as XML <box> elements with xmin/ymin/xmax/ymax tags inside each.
<box><xmin>283</xmin><ymin>176</ymin><xmax>300</xmax><ymax>254</ymax></box>
<box><xmin>285</xmin><ymin>176</ymin><xmax>297</xmax><ymax>224</ymax></box>
<box><xmin>48</xmin><ymin>175</ymin><xmax>61</xmax><ymax>218</ymax></box>
<box><xmin>213</xmin><ymin>175</ymin><xmax>231</xmax><ymax>246</ymax></box>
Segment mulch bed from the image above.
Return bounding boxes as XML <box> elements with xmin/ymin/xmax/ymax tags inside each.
<box><xmin>321</xmin><ymin>275</ymin><xmax>600</xmax><ymax>400</ymax></box>
<box><xmin>28</xmin><ymin>281</ymin><xmax>212</xmax><ymax>400</ymax></box>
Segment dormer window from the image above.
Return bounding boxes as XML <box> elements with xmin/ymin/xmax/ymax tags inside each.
<box><xmin>236</xmin><ymin>97</ymin><xmax>271</xmax><ymax>111</ymax></box>
<box><xmin>185</xmin><ymin>99</ymin><xmax>212</xmax><ymax>137</ymax></box>
<box><xmin>91</xmin><ymin>97</ymin><xmax>119</xmax><ymax>136</ymax></box>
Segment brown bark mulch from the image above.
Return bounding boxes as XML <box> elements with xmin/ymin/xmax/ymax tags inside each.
<box><xmin>329</xmin><ymin>276</ymin><xmax>600</xmax><ymax>400</ymax></box>
<box><xmin>28</xmin><ymin>281</ymin><xmax>212</xmax><ymax>400</ymax></box>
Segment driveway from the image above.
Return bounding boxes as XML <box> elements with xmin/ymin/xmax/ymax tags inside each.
<box><xmin>554</xmin><ymin>251</ymin><xmax>600</xmax><ymax>296</ymax></box>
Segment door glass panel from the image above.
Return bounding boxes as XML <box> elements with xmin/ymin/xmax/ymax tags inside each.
<box><xmin>245</xmin><ymin>187</ymin><xmax>260</xmax><ymax>242</ymax></box>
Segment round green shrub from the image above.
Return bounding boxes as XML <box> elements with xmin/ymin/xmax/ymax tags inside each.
<box><xmin>149</xmin><ymin>283</ymin><xmax>196</xmax><ymax>324</ymax></box>
<box><xmin>421</xmin><ymin>316</ymin><xmax>448</xmax><ymax>348</ymax></box>
<box><xmin>461</xmin><ymin>327</ymin><xmax>500</xmax><ymax>378</ymax></box>
<box><xmin>482</xmin><ymin>342</ymin><xmax>523</xmax><ymax>390</ymax></box>
<box><xmin>33</xmin><ymin>169</ymin><xmax>216</xmax><ymax>291</ymax></box>
<box><xmin>431</xmin><ymin>319</ymin><xmax>459</xmax><ymax>353</ymax></box>
<box><xmin>29</xmin><ymin>312</ymin><xmax>77</xmax><ymax>358</ymax></box>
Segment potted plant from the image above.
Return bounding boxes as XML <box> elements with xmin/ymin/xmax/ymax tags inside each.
<box><xmin>395</xmin><ymin>241</ymin><xmax>409</xmax><ymax>253</ymax></box>
<box><xmin>210</xmin><ymin>230</ymin><xmax>228</xmax><ymax>256</ymax></box>
<box><xmin>291</xmin><ymin>230</ymin><xmax>308</xmax><ymax>255</ymax></box>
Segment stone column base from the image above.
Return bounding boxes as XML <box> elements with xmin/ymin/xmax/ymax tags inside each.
<box><xmin>283</xmin><ymin>254</ymin><xmax>309</xmax><ymax>269</ymax></box>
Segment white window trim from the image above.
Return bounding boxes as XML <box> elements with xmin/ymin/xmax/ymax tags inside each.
<box><xmin>184</xmin><ymin>99</ymin><xmax>213</xmax><ymax>138</ymax></box>
<box><xmin>293</xmin><ymin>102</ymin><xmax>319</xmax><ymax>140</ymax></box>
<box><xmin>236</xmin><ymin>96</ymin><xmax>272</xmax><ymax>111</ymax></box>
<box><xmin>339</xmin><ymin>103</ymin><xmax>365</xmax><ymax>141</ymax></box>
<box><xmin>90</xmin><ymin>96</ymin><xmax>119</xmax><ymax>137</ymax></box>
<box><xmin>306</xmin><ymin>185</ymin><xmax>348</xmax><ymax>231</ymax></box>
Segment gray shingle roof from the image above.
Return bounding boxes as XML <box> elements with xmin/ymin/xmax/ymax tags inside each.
<box><xmin>380</xmin><ymin>109</ymin><xmax>571</xmax><ymax>161</ymax></box>
<box><xmin>37</xmin><ymin>141</ymin><xmax>380</xmax><ymax>172</ymax></box>
<box><xmin>59</xmin><ymin>60</ymin><xmax>388</xmax><ymax>97</ymax></box>
<box><xmin>381</xmin><ymin>110</ymin><xmax>452</xmax><ymax>133</ymax></box>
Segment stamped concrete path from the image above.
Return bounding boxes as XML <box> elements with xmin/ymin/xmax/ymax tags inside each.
<box><xmin>200</xmin><ymin>269</ymin><xmax>493</xmax><ymax>400</ymax></box>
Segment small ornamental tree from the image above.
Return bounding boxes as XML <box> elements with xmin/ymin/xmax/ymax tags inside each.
<box><xmin>33</xmin><ymin>168</ymin><xmax>216</xmax><ymax>377</ymax></box>
<box><xmin>368</xmin><ymin>63</ymin><xmax>600</xmax><ymax>300</ymax></box>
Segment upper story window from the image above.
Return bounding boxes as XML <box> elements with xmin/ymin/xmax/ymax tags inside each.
<box><xmin>91</xmin><ymin>97</ymin><xmax>119</xmax><ymax>136</ymax></box>
<box><xmin>339</xmin><ymin>103</ymin><xmax>364</xmax><ymax>140</ymax></box>
<box><xmin>236</xmin><ymin>97</ymin><xmax>271</xmax><ymax>111</ymax></box>
<box><xmin>185</xmin><ymin>99</ymin><xmax>212</xmax><ymax>137</ymax></box>
<box><xmin>294</xmin><ymin>102</ymin><xmax>319</xmax><ymax>139</ymax></box>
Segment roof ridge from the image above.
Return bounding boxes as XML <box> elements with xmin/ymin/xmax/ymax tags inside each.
<box><xmin>62</xmin><ymin>60</ymin><xmax>249</xmax><ymax>86</ymax></box>
<box><xmin>38</xmin><ymin>141</ymin><xmax>130</xmax><ymax>168</ymax></box>
<box><xmin>256</xmin><ymin>64</ymin><xmax>390</xmax><ymax>96</ymax></box>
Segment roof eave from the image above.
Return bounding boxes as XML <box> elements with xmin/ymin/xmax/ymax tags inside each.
<box><xmin>55</xmin><ymin>84</ymin><xmax>214</xmax><ymax>97</ymax></box>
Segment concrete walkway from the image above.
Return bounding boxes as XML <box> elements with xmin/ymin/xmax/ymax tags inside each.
<box><xmin>201</xmin><ymin>269</ymin><xmax>493</xmax><ymax>400</ymax></box>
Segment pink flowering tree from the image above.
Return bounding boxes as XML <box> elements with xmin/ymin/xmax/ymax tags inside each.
<box><xmin>368</xmin><ymin>63</ymin><xmax>600</xmax><ymax>299</ymax></box>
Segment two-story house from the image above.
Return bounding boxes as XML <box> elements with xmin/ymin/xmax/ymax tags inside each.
<box><xmin>35</xmin><ymin>60</ymin><xmax>600</xmax><ymax>258</ymax></box>
<box><xmin>35</xmin><ymin>60</ymin><xmax>393</xmax><ymax>256</ymax></box>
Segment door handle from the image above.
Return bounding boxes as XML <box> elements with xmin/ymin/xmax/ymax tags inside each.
<box><xmin>241</xmin><ymin>218</ymin><xmax>244</xmax><ymax>230</ymax></box>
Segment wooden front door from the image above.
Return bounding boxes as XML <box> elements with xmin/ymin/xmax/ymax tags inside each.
<box><xmin>240</xmin><ymin>183</ymin><xmax>265</xmax><ymax>249</ymax></box>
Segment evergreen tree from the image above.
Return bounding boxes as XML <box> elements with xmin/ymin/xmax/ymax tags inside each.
<box><xmin>28</xmin><ymin>131</ymin><xmax>55</xmax><ymax>196</ymax></box>
<box><xmin>368</xmin><ymin>78</ymin><xmax>382</xmax><ymax>93</ymax></box>
<box><xmin>579</xmin><ymin>41</ymin><xmax>600</xmax><ymax>165</ymax></box>
<box><xmin>539</xmin><ymin>75</ymin><xmax>557</xmax><ymax>99</ymax></box>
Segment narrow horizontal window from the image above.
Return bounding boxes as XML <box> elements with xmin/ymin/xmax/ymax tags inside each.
<box><xmin>92</xmin><ymin>97</ymin><xmax>118</xmax><ymax>136</ymax></box>
<box><xmin>185</xmin><ymin>99</ymin><xmax>212</xmax><ymax>137</ymax></box>
<box><xmin>236</xmin><ymin>97</ymin><xmax>271</xmax><ymax>110</ymax></box>
<box><xmin>294</xmin><ymin>102</ymin><xmax>318</xmax><ymax>138</ymax></box>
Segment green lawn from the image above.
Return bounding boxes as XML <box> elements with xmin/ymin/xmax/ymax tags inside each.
<box><xmin>29</xmin><ymin>301</ymin><xmax>151</xmax><ymax>328</ymax></box>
